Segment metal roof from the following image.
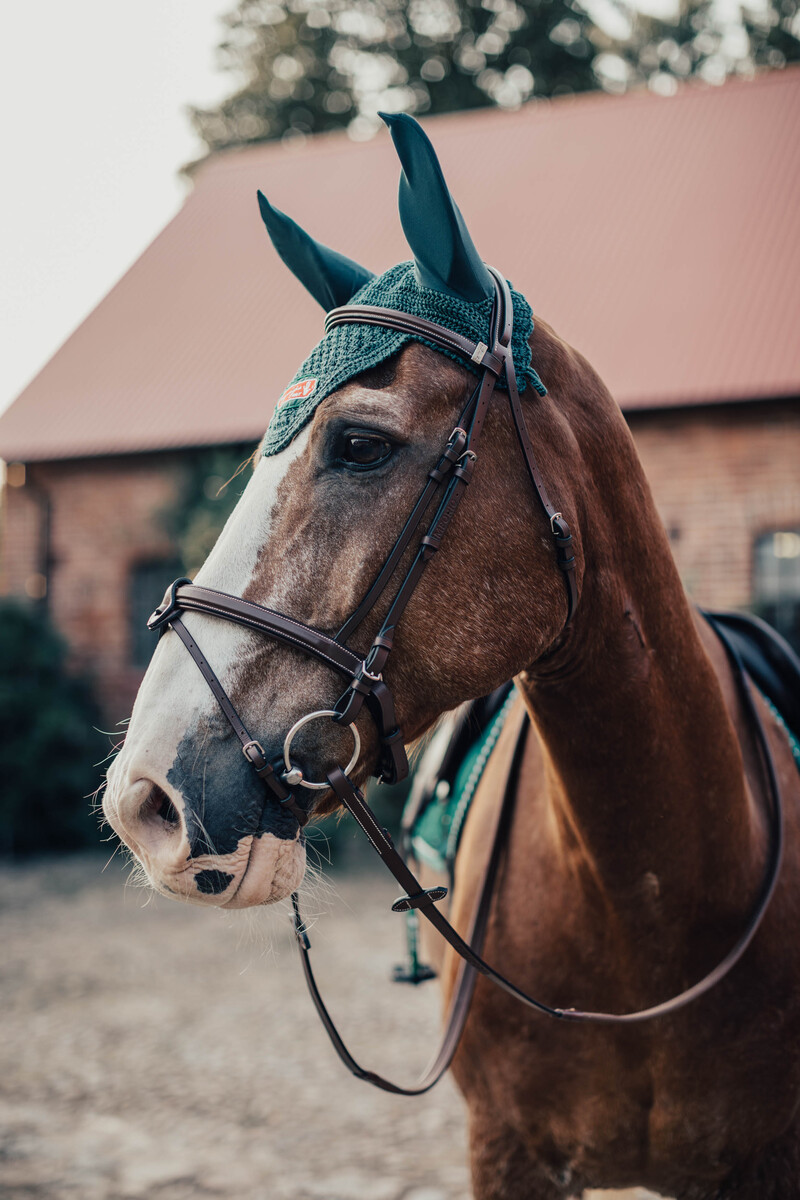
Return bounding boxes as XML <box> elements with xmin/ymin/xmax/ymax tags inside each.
<box><xmin>1</xmin><ymin>69</ymin><xmax>798</xmax><ymax>463</ymax></box>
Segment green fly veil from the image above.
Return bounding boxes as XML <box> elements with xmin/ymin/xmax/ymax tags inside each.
<box><xmin>258</xmin><ymin>113</ymin><xmax>544</xmax><ymax>456</ymax></box>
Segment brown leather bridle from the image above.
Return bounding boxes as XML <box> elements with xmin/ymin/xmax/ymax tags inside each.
<box><xmin>147</xmin><ymin>267</ymin><xmax>783</xmax><ymax>1094</ymax></box>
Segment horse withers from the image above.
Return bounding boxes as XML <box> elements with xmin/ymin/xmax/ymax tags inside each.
<box><xmin>104</xmin><ymin>114</ymin><xmax>800</xmax><ymax>1198</ymax></box>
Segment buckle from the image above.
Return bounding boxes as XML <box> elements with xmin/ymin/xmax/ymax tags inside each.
<box><xmin>359</xmin><ymin>658</ymin><xmax>383</xmax><ymax>684</ymax></box>
<box><xmin>242</xmin><ymin>739</ymin><xmax>267</xmax><ymax>769</ymax></box>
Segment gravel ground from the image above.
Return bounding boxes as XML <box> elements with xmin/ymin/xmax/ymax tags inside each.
<box><xmin>0</xmin><ymin>852</ymin><xmax>659</xmax><ymax>1200</ymax></box>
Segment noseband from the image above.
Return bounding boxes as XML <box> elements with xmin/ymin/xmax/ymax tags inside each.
<box><xmin>147</xmin><ymin>266</ymin><xmax>783</xmax><ymax>1094</ymax></box>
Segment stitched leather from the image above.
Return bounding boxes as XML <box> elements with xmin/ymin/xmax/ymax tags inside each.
<box><xmin>325</xmin><ymin>304</ymin><xmax>506</xmax><ymax>376</ymax></box>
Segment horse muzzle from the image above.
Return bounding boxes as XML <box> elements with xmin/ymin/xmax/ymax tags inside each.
<box><xmin>103</xmin><ymin>748</ymin><xmax>307</xmax><ymax>908</ymax></box>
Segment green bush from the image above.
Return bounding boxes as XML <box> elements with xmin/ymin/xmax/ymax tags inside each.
<box><xmin>0</xmin><ymin>599</ymin><xmax>107</xmax><ymax>856</ymax></box>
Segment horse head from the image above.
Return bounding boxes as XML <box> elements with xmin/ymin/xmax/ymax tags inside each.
<box><xmin>103</xmin><ymin>114</ymin><xmax>582</xmax><ymax>908</ymax></box>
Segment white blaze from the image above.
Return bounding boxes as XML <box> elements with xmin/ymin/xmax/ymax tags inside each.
<box><xmin>107</xmin><ymin>430</ymin><xmax>310</xmax><ymax>814</ymax></box>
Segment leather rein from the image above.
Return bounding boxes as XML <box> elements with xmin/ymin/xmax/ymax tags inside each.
<box><xmin>147</xmin><ymin>267</ymin><xmax>784</xmax><ymax>1094</ymax></box>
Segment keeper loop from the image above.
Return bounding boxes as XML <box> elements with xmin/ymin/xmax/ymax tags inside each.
<box><xmin>391</xmin><ymin>886</ymin><xmax>448</xmax><ymax>914</ymax></box>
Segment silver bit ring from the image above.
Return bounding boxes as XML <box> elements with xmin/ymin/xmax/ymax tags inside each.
<box><xmin>283</xmin><ymin>709</ymin><xmax>361</xmax><ymax>791</ymax></box>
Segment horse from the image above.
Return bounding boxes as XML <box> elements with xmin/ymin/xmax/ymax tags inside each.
<box><xmin>103</xmin><ymin>112</ymin><xmax>800</xmax><ymax>1198</ymax></box>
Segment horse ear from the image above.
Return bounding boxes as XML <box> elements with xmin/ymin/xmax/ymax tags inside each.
<box><xmin>380</xmin><ymin>112</ymin><xmax>493</xmax><ymax>303</ymax></box>
<box><xmin>257</xmin><ymin>191</ymin><xmax>375</xmax><ymax>311</ymax></box>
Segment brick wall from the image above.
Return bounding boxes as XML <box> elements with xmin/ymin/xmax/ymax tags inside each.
<box><xmin>629</xmin><ymin>400</ymin><xmax>800</xmax><ymax>609</ymax></box>
<box><xmin>1</xmin><ymin>454</ymin><xmax>182</xmax><ymax>727</ymax></box>
<box><xmin>1</xmin><ymin>400</ymin><xmax>798</xmax><ymax>728</ymax></box>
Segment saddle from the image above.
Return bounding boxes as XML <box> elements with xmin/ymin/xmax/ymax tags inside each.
<box><xmin>703</xmin><ymin>609</ymin><xmax>800</xmax><ymax>741</ymax></box>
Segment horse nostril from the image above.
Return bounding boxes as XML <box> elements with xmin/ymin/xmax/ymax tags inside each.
<box><xmin>138</xmin><ymin>784</ymin><xmax>181</xmax><ymax>833</ymax></box>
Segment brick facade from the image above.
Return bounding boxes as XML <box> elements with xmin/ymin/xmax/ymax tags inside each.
<box><xmin>1</xmin><ymin>400</ymin><xmax>798</xmax><ymax>728</ymax></box>
<box><xmin>630</xmin><ymin>401</ymin><xmax>800</xmax><ymax>610</ymax></box>
<box><xmin>1</xmin><ymin>455</ymin><xmax>182</xmax><ymax>727</ymax></box>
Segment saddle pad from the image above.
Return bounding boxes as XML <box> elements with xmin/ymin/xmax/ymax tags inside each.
<box><xmin>409</xmin><ymin>685</ymin><xmax>519</xmax><ymax>873</ymax></box>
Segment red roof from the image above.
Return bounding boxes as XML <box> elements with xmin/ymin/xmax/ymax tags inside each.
<box><xmin>1</xmin><ymin>69</ymin><xmax>798</xmax><ymax>463</ymax></box>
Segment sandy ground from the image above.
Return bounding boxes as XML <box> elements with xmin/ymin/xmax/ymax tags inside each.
<box><xmin>0</xmin><ymin>852</ymin><xmax>660</xmax><ymax>1200</ymax></box>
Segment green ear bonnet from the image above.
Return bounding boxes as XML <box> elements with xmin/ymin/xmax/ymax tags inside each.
<box><xmin>259</xmin><ymin>113</ymin><xmax>545</xmax><ymax>457</ymax></box>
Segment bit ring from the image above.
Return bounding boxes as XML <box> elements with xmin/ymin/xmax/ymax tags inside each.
<box><xmin>283</xmin><ymin>709</ymin><xmax>361</xmax><ymax>791</ymax></box>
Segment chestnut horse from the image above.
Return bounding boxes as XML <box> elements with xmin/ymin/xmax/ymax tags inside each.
<box><xmin>104</xmin><ymin>114</ymin><xmax>800</xmax><ymax>1198</ymax></box>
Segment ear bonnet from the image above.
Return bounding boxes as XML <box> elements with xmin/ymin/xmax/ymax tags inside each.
<box><xmin>259</xmin><ymin>113</ymin><xmax>545</xmax><ymax>456</ymax></box>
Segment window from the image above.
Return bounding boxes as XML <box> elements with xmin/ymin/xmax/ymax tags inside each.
<box><xmin>753</xmin><ymin>530</ymin><xmax>800</xmax><ymax>654</ymax></box>
<box><xmin>129</xmin><ymin>559</ymin><xmax>183</xmax><ymax>668</ymax></box>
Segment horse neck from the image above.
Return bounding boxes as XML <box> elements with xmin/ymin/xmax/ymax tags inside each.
<box><xmin>517</xmin><ymin>395</ymin><xmax>762</xmax><ymax>919</ymax></box>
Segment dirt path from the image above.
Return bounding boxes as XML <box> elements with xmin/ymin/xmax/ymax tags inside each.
<box><xmin>0</xmin><ymin>854</ymin><xmax>658</xmax><ymax>1200</ymax></box>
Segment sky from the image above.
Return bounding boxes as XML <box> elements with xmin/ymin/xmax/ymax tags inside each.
<box><xmin>1</xmin><ymin>0</ymin><xmax>692</xmax><ymax>423</ymax></box>
<box><xmin>1</xmin><ymin>1</ymin><xmax>232</xmax><ymax>417</ymax></box>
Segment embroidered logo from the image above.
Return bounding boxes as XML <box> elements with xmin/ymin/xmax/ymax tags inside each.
<box><xmin>276</xmin><ymin>377</ymin><xmax>318</xmax><ymax>410</ymax></box>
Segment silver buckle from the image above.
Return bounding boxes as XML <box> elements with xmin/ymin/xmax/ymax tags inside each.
<box><xmin>242</xmin><ymin>739</ymin><xmax>265</xmax><ymax>764</ymax></box>
<box><xmin>360</xmin><ymin>659</ymin><xmax>383</xmax><ymax>683</ymax></box>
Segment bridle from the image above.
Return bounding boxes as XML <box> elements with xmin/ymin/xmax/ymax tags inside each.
<box><xmin>147</xmin><ymin>266</ymin><xmax>783</xmax><ymax>1094</ymax></box>
<box><xmin>149</xmin><ymin>267</ymin><xmax>576</xmax><ymax>818</ymax></box>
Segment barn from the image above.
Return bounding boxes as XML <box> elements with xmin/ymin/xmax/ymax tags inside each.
<box><xmin>1</xmin><ymin>67</ymin><xmax>798</xmax><ymax>727</ymax></box>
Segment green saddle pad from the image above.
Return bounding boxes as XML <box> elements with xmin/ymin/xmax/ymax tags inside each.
<box><xmin>408</xmin><ymin>686</ymin><xmax>519</xmax><ymax>874</ymax></box>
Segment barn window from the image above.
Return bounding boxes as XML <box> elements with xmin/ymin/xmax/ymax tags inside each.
<box><xmin>129</xmin><ymin>559</ymin><xmax>183</xmax><ymax>668</ymax></box>
<box><xmin>753</xmin><ymin>530</ymin><xmax>800</xmax><ymax>654</ymax></box>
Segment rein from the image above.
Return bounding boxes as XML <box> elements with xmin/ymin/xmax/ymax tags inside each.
<box><xmin>147</xmin><ymin>268</ymin><xmax>784</xmax><ymax>1094</ymax></box>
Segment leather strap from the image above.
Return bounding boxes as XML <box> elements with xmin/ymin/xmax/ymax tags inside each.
<box><xmin>335</xmin><ymin>424</ymin><xmax>470</xmax><ymax>643</ymax></box>
<box><xmin>150</xmin><ymin>583</ymin><xmax>362</xmax><ymax>678</ymax></box>
<box><xmin>289</xmin><ymin>708</ymin><xmax>529</xmax><ymax>1094</ymax></box>
<box><xmin>169</xmin><ymin>615</ymin><xmax>310</xmax><ymax>827</ymax></box>
<box><xmin>149</xmin><ymin>582</ymin><xmax>407</xmax><ymax>785</ymax></box>
<box><xmin>485</xmin><ymin>268</ymin><xmax>578</xmax><ymax>624</ymax></box>
<box><xmin>294</xmin><ymin>625</ymin><xmax>784</xmax><ymax>1056</ymax></box>
<box><xmin>325</xmin><ymin>304</ymin><xmax>505</xmax><ymax>377</ymax></box>
<box><xmin>328</xmin><ymin>270</ymin><xmax>578</xmax><ymax>630</ymax></box>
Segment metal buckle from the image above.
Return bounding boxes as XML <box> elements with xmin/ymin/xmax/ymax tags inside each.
<box><xmin>471</xmin><ymin>341</ymin><xmax>489</xmax><ymax>365</ymax></box>
<box><xmin>283</xmin><ymin>709</ymin><xmax>361</xmax><ymax>791</ymax></box>
<box><xmin>550</xmin><ymin>512</ymin><xmax>563</xmax><ymax>534</ymax></box>
<box><xmin>241</xmin><ymin>739</ymin><xmax>266</xmax><ymax>766</ymax></box>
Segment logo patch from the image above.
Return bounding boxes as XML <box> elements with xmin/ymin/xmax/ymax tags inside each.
<box><xmin>276</xmin><ymin>377</ymin><xmax>318</xmax><ymax>410</ymax></box>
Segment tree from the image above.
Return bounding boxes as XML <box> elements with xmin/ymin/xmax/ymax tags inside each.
<box><xmin>607</xmin><ymin>0</ymin><xmax>800</xmax><ymax>98</ymax></box>
<box><xmin>0</xmin><ymin>601</ymin><xmax>108</xmax><ymax>856</ymax></box>
<box><xmin>189</xmin><ymin>0</ymin><xmax>615</xmax><ymax>158</ymax></box>
<box><xmin>188</xmin><ymin>0</ymin><xmax>800</xmax><ymax>163</ymax></box>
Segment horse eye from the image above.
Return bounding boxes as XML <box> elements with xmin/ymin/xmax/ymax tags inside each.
<box><xmin>339</xmin><ymin>434</ymin><xmax>393</xmax><ymax>469</ymax></box>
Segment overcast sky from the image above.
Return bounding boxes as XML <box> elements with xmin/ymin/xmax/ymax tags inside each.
<box><xmin>1</xmin><ymin>1</ymin><xmax>231</xmax><ymax>417</ymax></box>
